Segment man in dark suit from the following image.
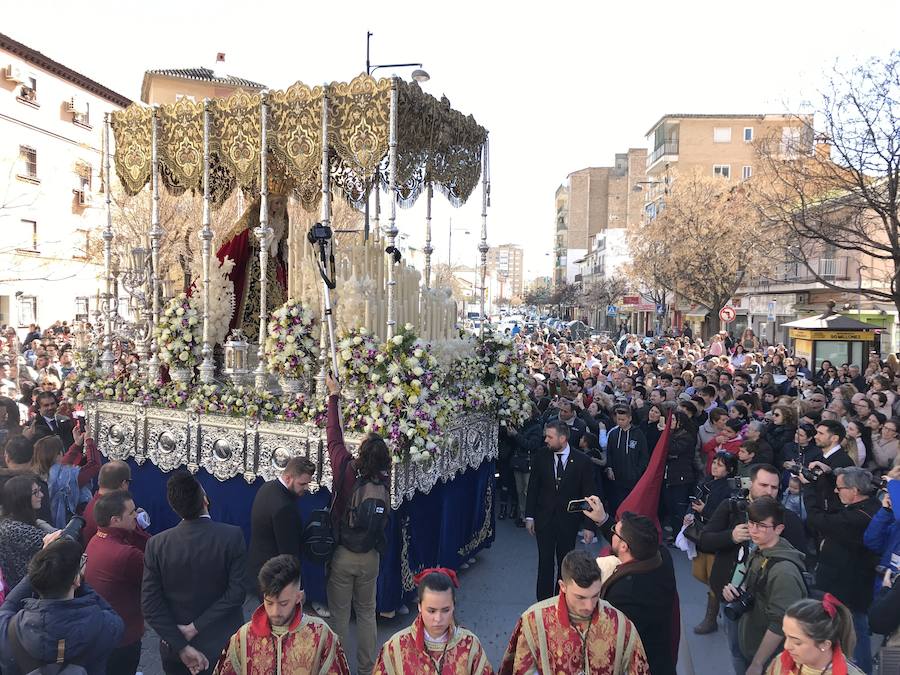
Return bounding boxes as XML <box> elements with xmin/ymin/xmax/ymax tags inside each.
<box><xmin>541</xmin><ymin>398</ymin><xmax>586</xmax><ymax>450</ymax></box>
<box><xmin>32</xmin><ymin>390</ymin><xmax>75</xmax><ymax>449</ymax></box>
<box><xmin>246</xmin><ymin>456</ymin><xmax>314</xmax><ymax>596</ymax></box>
<box><xmin>142</xmin><ymin>472</ymin><xmax>247</xmax><ymax>675</ymax></box>
<box><xmin>524</xmin><ymin>419</ymin><xmax>596</xmax><ymax>600</ymax></box>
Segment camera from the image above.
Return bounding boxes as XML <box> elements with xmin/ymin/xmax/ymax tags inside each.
<box><xmin>723</xmin><ymin>588</ymin><xmax>755</xmax><ymax>621</ymax></box>
<box><xmin>59</xmin><ymin>515</ymin><xmax>86</xmax><ymax>543</ymax></box>
<box><xmin>306</xmin><ymin>222</ymin><xmax>332</xmax><ymax>245</ymax></box>
<box><xmin>690</xmin><ymin>482</ymin><xmax>711</xmax><ymax>505</ymax></box>
<box><xmin>786</xmin><ymin>462</ymin><xmax>824</xmax><ymax>483</ymax></box>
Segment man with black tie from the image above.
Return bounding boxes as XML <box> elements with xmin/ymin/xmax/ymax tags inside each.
<box><xmin>31</xmin><ymin>391</ymin><xmax>75</xmax><ymax>449</ymax></box>
<box><xmin>142</xmin><ymin>472</ymin><xmax>247</xmax><ymax>675</ymax></box>
<box><xmin>524</xmin><ymin>420</ymin><xmax>596</xmax><ymax>600</ymax></box>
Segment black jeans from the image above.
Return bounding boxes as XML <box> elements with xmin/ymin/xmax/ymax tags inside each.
<box><xmin>107</xmin><ymin>640</ymin><xmax>141</xmax><ymax>675</ymax></box>
<box><xmin>663</xmin><ymin>483</ymin><xmax>694</xmax><ymax>539</ymax></box>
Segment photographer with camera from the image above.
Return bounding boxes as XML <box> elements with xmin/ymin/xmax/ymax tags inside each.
<box><xmin>720</xmin><ymin>497</ymin><xmax>807</xmax><ymax>675</ymax></box>
<box><xmin>0</xmin><ymin>537</ymin><xmax>124</xmax><ymax>674</ymax></box>
<box><xmin>698</xmin><ymin>464</ymin><xmax>806</xmax><ymax>671</ymax></box>
<box><xmin>802</xmin><ymin>466</ymin><xmax>881</xmax><ymax>673</ymax></box>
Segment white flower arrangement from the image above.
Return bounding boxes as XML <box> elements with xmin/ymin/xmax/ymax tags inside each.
<box><xmin>336</xmin><ymin>327</ymin><xmax>379</xmax><ymax>386</ymax></box>
<box><xmin>478</xmin><ymin>333</ymin><xmax>531</xmax><ymax>428</ymax></box>
<box><xmin>264</xmin><ymin>299</ymin><xmax>318</xmax><ymax>378</ymax></box>
<box><xmin>155</xmin><ymin>293</ymin><xmax>203</xmax><ymax>369</ymax></box>
<box><xmin>207</xmin><ymin>256</ymin><xmax>236</xmax><ymax>347</ymax></box>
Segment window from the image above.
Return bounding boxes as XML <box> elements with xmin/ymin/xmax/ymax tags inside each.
<box><xmin>742</xmin><ymin>165</ymin><xmax>753</xmax><ymax>180</ymax></box>
<box><xmin>15</xmin><ymin>220</ymin><xmax>38</xmax><ymax>252</ymax></box>
<box><xmin>73</xmin><ymin>229</ymin><xmax>90</xmax><ymax>259</ymax></box>
<box><xmin>781</xmin><ymin>127</ymin><xmax>802</xmax><ymax>158</ymax></box>
<box><xmin>744</xmin><ymin>127</ymin><xmax>754</xmax><ymax>142</ymax></box>
<box><xmin>713</xmin><ymin>127</ymin><xmax>732</xmax><ymax>143</ymax></box>
<box><xmin>17</xmin><ymin>296</ymin><xmax>36</xmax><ymax>327</ymax></box>
<box><xmin>73</xmin><ymin>101</ymin><xmax>90</xmax><ymax>127</ymax></box>
<box><xmin>18</xmin><ymin>76</ymin><xmax>37</xmax><ymax>104</ymax></box>
<box><xmin>18</xmin><ymin>146</ymin><xmax>37</xmax><ymax>179</ymax></box>
<box><xmin>75</xmin><ymin>162</ymin><xmax>92</xmax><ymax>191</ymax></box>
<box><xmin>713</xmin><ymin>165</ymin><xmax>731</xmax><ymax>179</ymax></box>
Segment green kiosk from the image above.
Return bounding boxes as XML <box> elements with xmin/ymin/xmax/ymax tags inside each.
<box><xmin>783</xmin><ymin>301</ymin><xmax>877</xmax><ymax>372</ymax></box>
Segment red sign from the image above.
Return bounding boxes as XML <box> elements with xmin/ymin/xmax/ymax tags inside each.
<box><xmin>622</xmin><ymin>296</ymin><xmax>640</xmax><ymax>305</ymax></box>
<box><xmin>718</xmin><ymin>305</ymin><xmax>736</xmax><ymax>323</ymax></box>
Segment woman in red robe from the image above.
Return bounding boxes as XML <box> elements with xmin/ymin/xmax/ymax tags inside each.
<box><xmin>373</xmin><ymin>568</ymin><xmax>493</xmax><ymax>675</ymax></box>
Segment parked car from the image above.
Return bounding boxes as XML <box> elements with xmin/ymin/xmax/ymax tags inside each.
<box><xmin>566</xmin><ymin>320</ymin><xmax>593</xmax><ymax>340</ymax></box>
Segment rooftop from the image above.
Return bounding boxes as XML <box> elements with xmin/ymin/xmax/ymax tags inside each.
<box><xmin>0</xmin><ymin>32</ymin><xmax>131</xmax><ymax>107</ymax></box>
<box><xmin>144</xmin><ymin>67</ymin><xmax>266</xmax><ymax>89</ymax></box>
<box><xmin>644</xmin><ymin>113</ymin><xmax>805</xmax><ymax>137</ymax></box>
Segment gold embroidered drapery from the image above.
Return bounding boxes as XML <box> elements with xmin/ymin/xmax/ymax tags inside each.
<box><xmin>110</xmin><ymin>74</ymin><xmax>487</xmax><ymax>210</ymax></box>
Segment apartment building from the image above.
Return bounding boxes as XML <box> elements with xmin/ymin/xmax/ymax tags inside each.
<box><xmin>0</xmin><ymin>33</ymin><xmax>130</xmax><ymax>331</ymax></box>
<box><xmin>486</xmin><ymin>244</ymin><xmax>524</xmax><ymax>301</ymax></box>
<box><xmin>555</xmin><ymin>148</ymin><xmax>646</xmax><ymax>287</ymax></box>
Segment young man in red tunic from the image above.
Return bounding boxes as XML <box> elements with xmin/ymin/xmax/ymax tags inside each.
<box><xmin>499</xmin><ymin>550</ymin><xmax>650</xmax><ymax>675</ymax></box>
<box><xmin>213</xmin><ymin>555</ymin><xmax>349</xmax><ymax>675</ymax></box>
<box><xmin>374</xmin><ymin>568</ymin><xmax>493</xmax><ymax>675</ymax></box>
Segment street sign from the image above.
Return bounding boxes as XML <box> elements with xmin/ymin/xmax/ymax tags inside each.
<box><xmin>606</xmin><ymin>305</ymin><xmax>618</xmax><ymax>317</ymax></box>
<box><xmin>767</xmin><ymin>301</ymin><xmax>776</xmax><ymax>321</ymax></box>
<box><xmin>656</xmin><ymin>304</ymin><xmax>666</xmax><ymax>315</ymax></box>
<box><xmin>718</xmin><ymin>305</ymin><xmax>736</xmax><ymax>323</ymax></box>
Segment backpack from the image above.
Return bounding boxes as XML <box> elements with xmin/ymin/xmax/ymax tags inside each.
<box><xmin>7</xmin><ymin>617</ymin><xmax>88</xmax><ymax>675</ymax></box>
<box><xmin>302</xmin><ymin>460</ymin><xmax>349</xmax><ymax>565</ymax></box>
<box><xmin>338</xmin><ymin>474</ymin><xmax>390</xmax><ymax>554</ymax></box>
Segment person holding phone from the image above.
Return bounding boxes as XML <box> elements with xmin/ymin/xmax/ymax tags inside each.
<box><xmin>524</xmin><ymin>420</ymin><xmax>596</xmax><ymax>601</ymax></box>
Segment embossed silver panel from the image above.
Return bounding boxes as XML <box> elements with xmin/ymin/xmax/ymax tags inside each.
<box><xmin>86</xmin><ymin>401</ymin><xmax>498</xmax><ymax>507</ymax></box>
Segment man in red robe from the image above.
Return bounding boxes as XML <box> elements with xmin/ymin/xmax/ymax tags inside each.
<box><xmin>213</xmin><ymin>555</ymin><xmax>349</xmax><ymax>675</ymax></box>
<box><xmin>499</xmin><ymin>550</ymin><xmax>650</xmax><ymax>675</ymax></box>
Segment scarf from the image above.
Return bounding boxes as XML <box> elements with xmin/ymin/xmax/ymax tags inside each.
<box><xmin>778</xmin><ymin>645</ymin><xmax>849</xmax><ymax>675</ymax></box>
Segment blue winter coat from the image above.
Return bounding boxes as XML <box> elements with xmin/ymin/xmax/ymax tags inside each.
<box><xmin>864</xmin><ymin>505</ymin><xmax>900</xmax><ymax>590</ymax></box>
<box><xmin>0</xmin><ymin>577</ymin><xmax>123</xmax><ymax>675</ymax></box>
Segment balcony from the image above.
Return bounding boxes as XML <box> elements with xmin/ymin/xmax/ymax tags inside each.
<box><xmin>747</xmin><ymin>257</ymin><xmax>852</xmax><ymax>287</ymax></box>
<box><xmin>647</xmin><ymin>140</ymin><xmax>679</xmax><ymax>169</ymax></box>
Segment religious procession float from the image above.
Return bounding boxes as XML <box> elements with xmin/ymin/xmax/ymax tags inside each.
<box><xmin>66</xmin><ymin>74</ymin><xmax>530</xmax><ymax>610</ymax></box>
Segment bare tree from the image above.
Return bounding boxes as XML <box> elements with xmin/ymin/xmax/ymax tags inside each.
<box><xmin>751</xmin><ymin>51</ymin><xmax>900</xmax><ymax>315</ymax></box>
<box><xmin>629</xmin><ymin>169</ymin><xmax>772</xmax><ymax>326</ymax></box>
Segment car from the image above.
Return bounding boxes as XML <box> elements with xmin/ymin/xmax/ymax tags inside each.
<box><xmin>565</xmin><ymin>320</ymin><xmax>594</xmax><ymax>340</ymax></box>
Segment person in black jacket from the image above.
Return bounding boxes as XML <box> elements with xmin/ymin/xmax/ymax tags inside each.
<box><xmin>507</xmin><ymin>404</ymin><xmax>544</xmax><ymax>527</ymax></box>
<box><xmin>524</xmin><ymin>420</ymin><xmax>596</xmax><ymax>600</ymax></box>
<box><xmin>663</xmin><ymin>411</ymin><xmax>697</xmax><ymax>542</ymax></box>
<box><xmin>142</xmin><ymin>472</ymin><xmax>247</xmax><ymax>675</ymax></box>
<box><xmin>605</xmin><ymin>405</ymin><xmax>650</xmax><ymax>513</ymax></box>
<box><xmin>869</xmin><ymin>570</ymin><xmax>900</xmax><ymax>637</ymax></box>
<box><xmin>697</xmin><ymin>464</ymin><xmax>806</xmax><ymax>657</ymax></box>
<box><xmin>801</xmin><ymin>465</ymin><xmax>881</xmax><ymax>674</ymax></box>
<box><xmin>246</xmin><ymin>456</ymin><xmax>314</xmax><ymax>598</ymax></box>
<box><xmin>584</xmin><ymin>496</ymin><xmax>678</xmax><ymax>675</ymax></box>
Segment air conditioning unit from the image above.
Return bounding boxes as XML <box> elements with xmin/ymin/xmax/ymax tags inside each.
<box><xmin>73</xmin><ymin>189</ymin><xmax>90</xmax><ymax>206</ymax></box>
<box><xmin>5</xmin><ymin>64</ymin><xmax>24</xmax><ymax>83</ymax></box>
<box><xmin>67</xmin><ymin>95</ymin><xmax>87</xmax><ymax>115</ymax></box>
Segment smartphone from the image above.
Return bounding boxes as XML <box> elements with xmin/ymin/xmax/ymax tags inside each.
<box><xmin>567</xmin><ymin>499</ymin><xmax>592</xmax><ymax>513</ymax></box>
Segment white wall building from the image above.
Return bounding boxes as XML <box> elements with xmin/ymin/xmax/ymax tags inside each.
<box><xmin>0</xmin><ymin>33</ymin><xmax>130</xmax><ymax>332</ymax></box>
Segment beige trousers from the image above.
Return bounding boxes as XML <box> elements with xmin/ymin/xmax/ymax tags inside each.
<box><xmin>327</xmin><ymin>545</ymin><xmax>380</xmax><ymax>675</ymax></box>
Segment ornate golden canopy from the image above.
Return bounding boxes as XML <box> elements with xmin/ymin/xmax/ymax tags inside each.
<box><xmin>110</xmin><ymin>74</ymin><xmax>487</xmax><ymax>210</ymax></box>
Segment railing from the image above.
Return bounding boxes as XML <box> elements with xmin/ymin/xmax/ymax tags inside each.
<box><xmin>747</xmin><ymin>257</ymin><xmax>852</xmax><ymax>286</ymax></box>
<box><xmin>648</xmin><ymin>140</ymin><xmax>679</xmax><ymax>167</ymax></box>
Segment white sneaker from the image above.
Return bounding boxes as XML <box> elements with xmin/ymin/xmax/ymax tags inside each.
<box><xmin>312</xmin><ymin>601</ymin><xmax>331</xmax><ymax>618</ymax></box>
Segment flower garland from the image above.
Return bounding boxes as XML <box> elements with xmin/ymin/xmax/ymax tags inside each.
<box><xmin>264</xmin><ymin>299</ymin><xmax>318</xmax><ymax>378</ymax></box>
<box><xmin>478</xmin><ymin>334</ymin><xmax>531</xmax><ymax>428</ymax></box>
<box><xmin>155</xmin><ymin>294</ymin><xmax>203</xmax><ymax>369</ymax></box>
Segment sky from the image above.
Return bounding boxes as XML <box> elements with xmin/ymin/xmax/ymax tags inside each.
<box><xmin>6</xmin><ymin>1</ymin><xmax>900</xmax><ymax>280</ymax></box>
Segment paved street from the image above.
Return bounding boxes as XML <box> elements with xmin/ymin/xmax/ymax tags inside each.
<box><xmin>136</xmin><ymin>512</ymin><xmax>732</xmax><ymax>674</ymax></box>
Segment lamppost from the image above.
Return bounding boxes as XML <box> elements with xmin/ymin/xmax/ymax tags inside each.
<box><xmin>858</xmin><ymin>263</ymin><xmax>869</xmax><ymax>320</ymax></box>
<box><xmin>448</xmin><ymin>221</ymin><xmax>471</xmax><ymax>267</ymax></box>
<box><xmin>362</xmin><ymin>32</ymin><xmax>430</xmax><ymax>241</ymax></box>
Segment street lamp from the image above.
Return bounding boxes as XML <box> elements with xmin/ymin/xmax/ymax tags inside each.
<box><xmin>363</xmin><ymin>32</ymin><xmax>430</xmax><ymax>241</ymax></box>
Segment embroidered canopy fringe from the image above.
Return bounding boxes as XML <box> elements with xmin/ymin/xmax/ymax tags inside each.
<box><xmin>110</xmin><ymin>74</ymin><xmax>487</xmax><ymax>214</ymax></box>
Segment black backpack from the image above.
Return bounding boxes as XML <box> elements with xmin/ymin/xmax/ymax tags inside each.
<box><xmin>7</xmin><ymin>617</ymin><xmax>88</xmax><ymax>675</ymax></box>
<box><xmin>338</xmin><ymin>475</ymin><xmax>390</xmax><ymax>554</ymax></box>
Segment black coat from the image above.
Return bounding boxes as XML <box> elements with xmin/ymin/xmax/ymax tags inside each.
<box><xmin>142</xmin><ymin>518</ymin><xmax>247</xmax><ymax>672</ymax></box>
<box><xmin>525</xmin><ymin>447</ymin><xmax>595</xmax><ymax>533</ymax></box>
<box><xmin>764</xmin><ymin>424</ymin><xmax>795</xmax><ymax>469</ymax></box>
<box><xmin>596</xmin><ymin>517</ymin><xmax>678</xmax><ymax>675</ymax></box>
<box><xmin>606</xmin><ymin>425</ymin><xmax>650</xmax><ymax>487</ymax></box>
<box><xmin>869</xmin><ymin>582</ymin><xmax>900</xmax><ymax>636</ymax></box>
<box><xmin>32</xmin><ymin>415</ymin><xmax>75</xmax><ymax>451</ymax></box>
<box><xmin>665</xmin><ymin>429</ymin><xmax>696</xmax><ymax>487</ymax></box>
<box><xmin>803</xmin><ymin>490</ymin><xmax>880</xmax><ymax>612</ymax></box>
<box><xmin>246</xmin><ymin>479</ymin><xmax>303</xmax><ymax>591</ymax></box>
<box><xmin>698</xmin><ymin>497</ymin><xmax>806</xmax><ymax>595</ymax></box>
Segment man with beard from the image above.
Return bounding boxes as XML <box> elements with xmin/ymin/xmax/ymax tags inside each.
<box><xmin>213</xmin><ymin>555</ymin><xmax>349</xmax><ymax>675</ymax></box>
<box><xmin>499</xmin><ymin>550</ymin><xmax>649</xmax><ymax>675</ymax></box>
<box><xmin>584</xmin><ymin>496</ymin><xmax>678</xmax><ymax>675</ymax></box>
